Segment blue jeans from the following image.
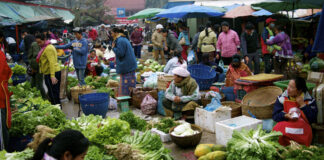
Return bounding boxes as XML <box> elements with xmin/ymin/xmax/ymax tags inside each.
<box><xmin>76</xmin><ymin>68</ymin><xmax>86</xmax><ymax>86</ymax></box>
<box><xmin>133</xmin><ymin>45</ymin><xmax>142</xmax><ymax>58</ymax></box>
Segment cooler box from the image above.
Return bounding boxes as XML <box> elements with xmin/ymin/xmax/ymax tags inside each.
<box><xmin>194</xmin><ymin>107</ymin><xmax>231</xmax><ymax>133</ymax></box>
<box><xmin>215</xmin><ymin>115</ymin><xmax>262</xmax><ymax>146</ymax></box>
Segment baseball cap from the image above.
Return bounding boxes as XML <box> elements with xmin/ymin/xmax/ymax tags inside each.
<box><xmin>266</xmin><ymin>18</ymin><xmax>276</xmax><ymax>24</ymax></box>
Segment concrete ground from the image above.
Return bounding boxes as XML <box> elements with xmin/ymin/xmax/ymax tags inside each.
<box><xmin>61</xmin><ymin>45</ymin><xmax>216</xmax><ymax>160</ymax></box>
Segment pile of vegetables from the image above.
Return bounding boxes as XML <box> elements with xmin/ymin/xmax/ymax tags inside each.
<box><xmin>11</xmin><ymin>65</ymin><xmax>27</xmax><ymax>75</ymax></box>
<box><xmin>9</xmin><ymin>104</ymin><xmax>67</xmax><ymax>137</ymax></box>
<box><xmin>60</xmin><ymin>114</ymin><xmax>131</xmax><ymax>145</ymax></box>
<box><xmin>85</xmin><ymin>76</ymin><xmax>109</xmax><ymax>89</ymax></box>
<box><xmin>0</xmin><ymin>148</ymin><xmax>34</xmax><ymax>160</ymax></box>
<box><xmin>226</xmin><ymin>125</ymin><xmax>284</xmax><ymax>160</ymax></box>
<box><xmin>137</xmin><ymin>59</ymin><xmax>165</xmax><ymax>72</ymax></box>
<box><xmin>85</xmin><ymin>145</ymin><xmax>116</xmax><ymax>160</ymax></box>
<box><xmin>194</xmin><ymin>144</ymin><xmax>226</xmax><ymax>160</ymax></box>
<box><xmin>119</xmin><ymin>111</ymin><xmax>148</xmax><ymax>131</ymax></box>
<box><xmin>106</xmin><ymin>131</ymin><xmax>173</xmax><ymax>160</ymax></box>
<box><xmin>280</xmin><ymin>141</ymin><xmax>324</xmax><ymax>160</ymax></box>
<box><xmin>9</xmin><ymin>82</ymin><xmax>44</xmax><ymax>108</ymax></box>
<box><xmin>171</xmin><ymin>123</ymin><xmax>200</xmax><ymax>137</ymax></box>
<box><xmin>152</xmin><ymin>118</ymin><xmax>178</xmax><ymax>134</ymax></box>
<box><xmin>27</xmin><ymin>125</ymin><xmax>58</xmax><ymax>151</ymax></box>
<box><xmin>67</xmin><ymin>77</ymin><xmax>79</xmax><ymax>92</ymax></box>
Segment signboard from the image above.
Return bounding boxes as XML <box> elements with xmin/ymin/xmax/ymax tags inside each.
<box><xmin>116</xmin><ymin>8</ymin><xmax>126</xmax><ymax>18</ymax></box>
<box><xmin>115</xmin><ymin>17</ymin><xmax>138</xmax><ymax>24</ymax></box>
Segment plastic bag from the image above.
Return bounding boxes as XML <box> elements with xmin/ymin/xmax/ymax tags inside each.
<box><xmin>143</xmin><ymin>73</ymin><xmax>158</xmax><ymax>89</ymax></box>
<box><xmin>109</xmin><ymin>97</ymin><xmax>117</xmax><ymax>110</ymax></box>
<box><xmin>204</xmin><ymin>96</ymin><xmax>222</xmax><ymax>112</ymax></box>
<box><xmin>141</xmin><ymin>94</ymin><xmax>157</xmax><ymax>115</ymax></box>
<box><xmin>157</xmin><ymin>91</ymin><xmax>166</xmax><ymax>116</ymax></box>
<box><xmin>187</xmin><ymin>50</ymin><xmax>196</xmax><ymax>65</ymax></box>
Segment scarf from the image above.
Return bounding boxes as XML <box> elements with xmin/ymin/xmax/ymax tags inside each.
<box><xmin>174</xmin><ymin>76</ymin><xmax>198</xmax><ymax>96</ymax></box>
<box><xmin>36</xmin><ymin>40</ymin><xmax>51</xmax><ymax>63</ymax></box>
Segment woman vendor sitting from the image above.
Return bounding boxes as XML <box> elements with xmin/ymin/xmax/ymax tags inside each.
<box><xmin>272</xmin><ymin>77</ymin><xmax>318</xmax><ymax>146</ymax></box>
<box><xmin>86</xmin><ymin>50</ymin><xmax>103</xmax><ymax>76</ymax></box>
<box><xmin>225</xmin><ymin>54</ymin><xmax>252</xmax><ymax>86</ymax></box>
<box><xmin>163</xmin><ymin>66</ymin><xmax>200</xmax><ymax>120</ymax></box>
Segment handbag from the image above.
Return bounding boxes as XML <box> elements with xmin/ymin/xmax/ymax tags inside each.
<box><xmin>179</xmin><ymin>37</ymin><xmax>186</xmax><ymax>45</ymax></box>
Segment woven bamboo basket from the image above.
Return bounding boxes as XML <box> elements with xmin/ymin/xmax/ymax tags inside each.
<box><xmin>157</xmin><ymin>75</ymin><xmax>174</xmax><ymax>90</ymax></box>
<box><xmin>241</xmin><ymin>86</ymin><xmax>282</xmax><ymax>119</ymax></box>
<box><xmin>71</xmin><ymin>85</ymin><xmax>94</xmax><ymax>104</ymax></box>
<box><xmin>169</xmin><ymin>124</ymin><xmax>202</xmax><ymax>148</ymax></box>
<box><xmin>221</xmin><ymin>101</ymin><xmax>242</xmax><ymax>118</ymax></box>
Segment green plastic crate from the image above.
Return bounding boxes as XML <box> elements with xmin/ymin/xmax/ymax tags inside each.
<box><xmin>274</xmin><ymin>80</ymin><xmax>316</xmax><ymax>91</ymax></box>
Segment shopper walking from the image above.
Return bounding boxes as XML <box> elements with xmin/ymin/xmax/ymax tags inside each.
<box><xmin>198</xmin><ymin>22</ymin><xmax>217</xmax><ymax>62</ymax></box>
<box><xmin>130</xmin><ymin>26</ymin><xmax>144</xmax><ymax>58</ymax></box>
<box><xmin>261</xmin><ymin>18</ymin><xmax>277</xmax><ymax>73</ymax></box>
<box><xmin>178</xmin><ymin>26</ymin><xmax>190</xmax><ymax>61</ymax></box>
<box><xmin>217</xmin><ymin>21</ymin><xmax>240</xmax><ymax>65</ymax></box>
<box><xmin>98</xmin><ymin>24</ymin><xmax>109</xmax><ymax>44</ymax></box>
<box><xmin>192</xmin><ymin>25</ymin><xmax>204</xmax><ymax>63</ymax></box>
<box><xmin>241</xmin><ymin>22</ymin><xmax>260</xmax><ymax>74</ymax></box>
<box><xmin>152</xmin><ymin>24</ymin><xmax>166</xmax><ymax>64</ymax></box>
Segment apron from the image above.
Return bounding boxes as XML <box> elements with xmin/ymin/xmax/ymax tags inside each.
<box><xmin>273</xmin><ymin>97</ymin><xmax>312</xmax><ymax>146</ymax></box>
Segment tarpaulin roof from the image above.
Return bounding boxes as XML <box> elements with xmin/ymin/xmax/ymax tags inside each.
<box><xmin>252</xmin><ymin>9</ymin><xmax>273</xmax><ymax>16</ymax></box>
<box><xmin>312</xmin><ymin>5</ymin><xmax>324</xmax><ymax>53</ymax></box>
<box><xmin>0</xmin><ymin>1</ymin><xmax>74</xmax><ymax>25</ymax></box>
<box><xmin>163</xmin><ymin>1</ymin><xmax>195</xmax><ymax>9</ymax></box>
<box><xmin>223</xmin><ymin>5</ymin><xmax>255</xmax><ymax>18</ymax></box>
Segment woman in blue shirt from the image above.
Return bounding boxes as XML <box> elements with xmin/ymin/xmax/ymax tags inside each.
<box><xmin>178</xmin><ymin>26</ymin><xmax>190</xmax><ymax>61</ymax></box>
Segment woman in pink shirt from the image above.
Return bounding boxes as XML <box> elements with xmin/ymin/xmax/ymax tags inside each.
<box><xmin>217</xmin><ymin>22</ymin><xmax>240</xmax><ymax>65</ymax></box>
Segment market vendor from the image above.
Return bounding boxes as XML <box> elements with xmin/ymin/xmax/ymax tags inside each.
<box><xmin>163</xmin><ymin>66</ymin><xmax>200</xmax><ymax>120</ymax></box>
<box><xmin>272</xmin><ymin>77</ymin><xmax>318</xmax><ymax>146</ymax></box>
<box><xmin>86</xmin><ymin>50</ymin><xmax>103</xmax><ymax>76</ymax></box>
<box><xmin>0</xmin><ymin>38</ymin><xmax>12</xmax><ymax>150</ymax></box>
<box><xmin>225</xmin><ymin>54</ymin><xmax>252</xmax><ymax>86</ymax></box>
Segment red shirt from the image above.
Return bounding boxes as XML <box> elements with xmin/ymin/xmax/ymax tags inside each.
<box><xmin>0</xmin><ymin>50</ymin><xmax>12</xmax><ymax>128</ymax></box>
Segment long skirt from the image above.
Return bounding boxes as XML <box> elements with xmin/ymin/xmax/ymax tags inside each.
<box><xmin>118</xmin><ymin>71</ymin><xmax>136</xmax><ymax>96</ymax></box>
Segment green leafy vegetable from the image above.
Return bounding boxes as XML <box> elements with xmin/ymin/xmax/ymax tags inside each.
<box><xmin>227</xmin><ymin>125</ymin><xmax>284</xmax><ymax>160</ymax></box>
<box><xmin>281</xmin><ymin>141</ymin><xmax>324</xmax><ymax>160</ymax></box>
<box><xmin>85</xmin><ymin>76</ymin><xmax>109</xmax><ymax>89</ymax></box>
<box><xmin>3</xmin><ymin>148</ymin><xmax>34</xmax><ymax>160</ymax></box>
<box><xmin>11</xmin><ymin>65</ymin><xmax>27</xmax><ymax>75</ymax></box>
<box><xmin>154</xmin><ymin>118</ymin><xmax>178</xmax><ymax>133</ymax></box>
<box><xmin>119</xmin><ymin>111</ymin><xmax>148</xmax><ymax>131</ymax></box>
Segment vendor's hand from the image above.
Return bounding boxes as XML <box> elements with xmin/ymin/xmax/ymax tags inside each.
<box><xmin>51</xmin><ymin>77</ymin><xmax>58</xmax><ymax>85</ymax></box>
<box><xmin>174</xmin><ymin>96</ymin><xmax>181</xmax><ymax>103</ymax></box>
<box><xmin>285</xmin><ymin>113</ymin><xmax>298</xmax><ymax>121</ymax></box>
<box><xmin>296</xmin><ymin>94</ymin><xmax>305</xmax><ymax>108</ymax></box>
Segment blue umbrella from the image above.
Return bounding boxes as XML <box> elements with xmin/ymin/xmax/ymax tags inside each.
<box><xmin>312</xmin><ymin>5</ymin><xmax>324</xmax><ymax>53</ymax></box>
<box><xmin>252</xmin><ymin>9</ymin><xmax>272</xmax><ymax>16</ymax></box>
<box><xmin>156</xmin><ymin>4</ymin><xmax>224</xmax><ymax>18</ymax></box>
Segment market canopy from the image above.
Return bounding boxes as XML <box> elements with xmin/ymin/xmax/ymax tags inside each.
<box><xmin>252</xmin><ymin>0</ymin><xmax>324</xmax><ymax>13</ymax></box>
<box><xmin>223</xmin><ymin>5</ymin><xmax>255</xmax><ymax>18</ymax></box>
<box><xmin>252</xmin><ymin>9</ymin><xmax>273</xmax><ymax>16</ymax></box>
<box><xmin>156</xmin><ymin>4</ymin><xmax>224</xmax><ymax>19</ymax></box>
<box><xmin>128</xmin><ymin>8</ymin><xmax>165</xmax><ymax>20</ymax></box>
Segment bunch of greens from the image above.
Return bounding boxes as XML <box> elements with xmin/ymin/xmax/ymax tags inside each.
<box><xmin>97</xmin><ymin>87</ymin><xmax>114</xmax><ymax>97</ymax></box>
<box><xmin>61</xmin><ymin>114</ymin><xmax>131</xmax><ymax>146</ymax></box>
<box><xmin>281</xmin><ymin>141</ymin><xmax>324</xmax><ymax>160</ymax></box>
<box><xmin>0</xmin><ymin>148</ymin><xmax>34</xmax><ymax>160</ymax></box>
<box><xmin>85</xmin><ymin>145</ymin><xmax>117</xmax><ymax>160</ymax></box>
<box><xmin>154</xmin><ymin>118</ymin><xmax>178</xmax><ymax>133</ymax></box>
<box><xmin>106</xmin><ymin>131</ymin><xmax>173</xmax><ymax>160</ymax></box>
<box><xmin>9</xmin><ymin>82</ymin><xmax>41</xmax><ymax>100</ymax></box>
<box><xmin>67</xmin><ymin>77</ymin><xmax>79</xmax><ymax>92</ymax></box>
<box><xmin>119</xmin><ymin>111</ymin><xmax>148</xmax><ymax>131</ymax></box>
<box><xmin>85</xmin><ymin>76</ymin><xmax>109</xmax><ymax>89</ymax></box>
<box><xmin>10</xmin><ymin>105</ymin><xmax>67</xmax><ymax>137</ymax></box>
<box><xmin>226</xmin><ymin>125</ymin><xmax>284</xmax><ymax>160</ymax></box>
<box><xmin>11</xmin><ymin>65</ymin><xmax>27</xmax><ymax>75</ymax></box>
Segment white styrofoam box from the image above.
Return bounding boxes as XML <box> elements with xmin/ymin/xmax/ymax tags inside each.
<box><xmin>194</xmin><ymin>107</ymin><xmax>231</xmax><ymax>133</ymax></box>
<box><xmin>215</xmin><ymin>115</ymin><xmax>262</xmax><ymax>146</ymax></box>
<box><xmin>315</xmin><ymin>84</ymin><xmax>324</xmax><ymax>124</ymax></box>
<box><xmin>151</xmin><ymin>128</ymin><xmax>171</xmax><ymax>142</ymax></box>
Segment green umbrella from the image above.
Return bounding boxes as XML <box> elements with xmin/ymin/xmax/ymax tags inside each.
<box><xmin>252</xmin><ymin>0</ymin><xmax>324</xmax><ymax>13</ymax></box>
<box><xmin>128</xmin><ymin>8</ymin><xmax>165</xmax><ymax>20</ymax></box>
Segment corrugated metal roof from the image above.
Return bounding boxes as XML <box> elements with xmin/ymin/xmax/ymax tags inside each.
<box><xmin>0</xmin><ymin>1</ymin><xmax>74</xmax><ymax>25</ymax></box>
